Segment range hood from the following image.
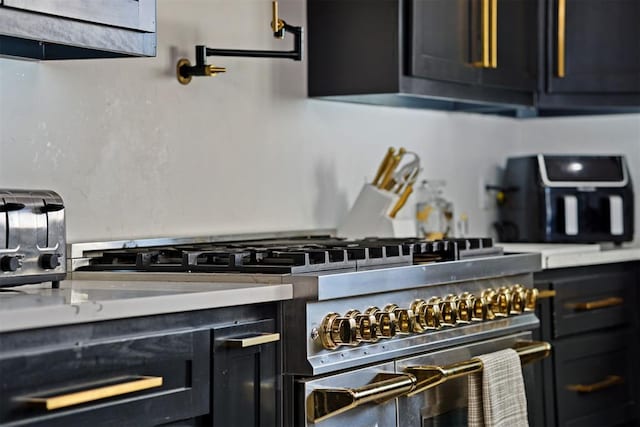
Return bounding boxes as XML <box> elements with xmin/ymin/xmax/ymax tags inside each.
<box><xmin>0</xmin><ymin>1</ymin><xmax>156</xmax><ymax>60</ymax></box>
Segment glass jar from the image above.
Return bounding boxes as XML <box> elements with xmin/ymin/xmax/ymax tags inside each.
<box><xmin>415</xmin><ymin>180</ymin><xmax>454</xmax><ymax>240</ymax></box>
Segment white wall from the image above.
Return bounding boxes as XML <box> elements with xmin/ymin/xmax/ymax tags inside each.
<box><xmin>0</xmin><ymin>0</ymin><xmax>638</xmax><ymax>243</ymax></box>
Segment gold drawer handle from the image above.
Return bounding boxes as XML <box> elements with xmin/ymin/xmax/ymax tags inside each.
<box><xmin>23</xmin><ymin>376</ymin><xmax>163</xmax><ymax>411</ymax></box>
<box><xmin>567</xmin><ymin>375</ymin><xmax>624</xmax><ymax>393</ymax></box>
<box><xmin>571</xmin><ymin>297</ymin><xmax>624</xmax><ymax>311</ymax></box>
<box><xmin>226</xmin><ymin>332</ymin><xmax>280</xmax><ymax>348</ymax></box>
<box><xmin>537</xmin><ymin>290</ymin><xmax>556</xmax><ymax>299</ymax></box>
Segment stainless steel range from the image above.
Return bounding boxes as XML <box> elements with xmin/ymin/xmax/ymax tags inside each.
<box><xmin>68</xmin><ymin>231</ymin><xmax>550</xmax><ymax>426</ymax></box>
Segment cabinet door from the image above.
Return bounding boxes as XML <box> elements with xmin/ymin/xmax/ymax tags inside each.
<box><xmin>480</xmin><ymin>0</ymin><xmax>538</xmax><ymax>90</ymax></box>
<box><xmin>409</xmin><ymin>0</ymin><xmax>536</xmax><ymax>90</ymax></box>
<box><xmin>211</xmin><ymin>319</ymin><xmax>279</xmax><ymax>427</ymax></box>
<box><xmin>409</xmin><ymin>0</ymin><xmax>480</xmax><ymax>85</ymax></box>
<box><xmin>547</xmin><ymin>0</ymin><xmax>640</xmax><ymax>93</ymax></box>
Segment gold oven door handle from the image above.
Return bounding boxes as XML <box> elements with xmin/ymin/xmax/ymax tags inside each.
<box><xmin>404</xmin><ymin>340</ymin><xmax>552</xmax><ymax>396</ymax></box>
<box><xmin>307</xmin><ymin>372</ymin><xmax>416</xmax><ymax>423</ymax></box>
<box><xmin>570</xmin><ymin>296</ymin><xmax>624</xmax><ymax>311</ymax></box>
<box><xmin>567</xmin><ymin>375</ymin><xmax>624</xmax><ymax>393</ymax></box>
<box><xmin>21</xmin><ymin>375</ymin><xmax>163</xmax><ymax>411</ymax></box>
<box><xmin>225</xmin><ymin>332</ymin><xmax>280</xmax><ymax>348</ymax></box>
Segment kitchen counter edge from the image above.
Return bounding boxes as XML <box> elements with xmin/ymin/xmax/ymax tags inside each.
<box><xmin>0</xmin><ymin>280</ymin><xmax>293</xmax><ymax>333</ymax></box>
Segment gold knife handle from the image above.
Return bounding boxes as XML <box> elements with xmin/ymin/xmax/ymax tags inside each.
<box><xmin>380</xmin><ymin>148</ymin><xmax>406</xmax><ymax>190</ymax></box>
<box><xmin>571</xmin><ymin>296</ymin><xmax>624</xmax><ymax>311</ymax></box>
<box><xmin>22</xmin><ymin>376</ymin><xmax>163</xmax><ymax>410</ymax></box>
<box><xmin>389</xmin><ymin>185</ymin><xmax>413</xmax><ymax>218</ymax></box>
<box><xmin>557</xmin><ymin>0</ymin><xmax>566</xmax><ymax>77</ymax></box>
<box><xmin>567</xmin><ymin>375</ymin><xmax>623</xmax><ymax>393</ymax></box>
<box><xmin>373</xmin><ymin>147</ymin><xmax>396</xmax><ymax>187</ymax></box>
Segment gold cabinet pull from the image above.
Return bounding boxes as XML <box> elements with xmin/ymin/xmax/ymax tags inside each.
<box><xmin>22</xmin><ymin>376</ymin><xmax>163</xmax><ymax>411</ymax></box>
<box><xmin>537</xmin><ymin>290</ymin><xmax>556</xmax><ymax>299</ymax></box>
<box><xmin>473</xmin><ymin>0</ymin><xmax>498</xmax><ymax>68</ymax></box>
<box><xmin>557</xmin><ymin>0</ymin><xmax>566</xmax><ymax>77</ymax></box>
<box><xmin>567</xmin><ymin>375</ymin><xmax>624</xmax><ymax>393</ymax></box>
<box><xmin>307</xmin><ymin>372</ymin><xmax>416</xmax><ymax>423</ymax></box>
<box><xmin>490</xmin><ymin>0</ymin><xmax>498</xmax><ymax>68</ymax></box>
<box><xmin>570</xmin><ymin>296</ymin><xmax>624</xmax><ymax>311</ymax></box>
<box><xmin>404</xmin><ymin>340</ymin><xmax>551</xmax><ymax>396</ymax></box>
<box><xmin>225</xmin><ymin>332</ymin><xmax>280</xmax><ymax>348</ymax></box>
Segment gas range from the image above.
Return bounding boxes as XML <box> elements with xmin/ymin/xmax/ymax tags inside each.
<box><xmin>69</xmin><ymin>231</ymin><xmax>546</xmax><ymax>426</ymax></box>
<box><xmin>72</xmin><ymin>235</ymin><xmax>498</xmax><ymax>274</ymax></box>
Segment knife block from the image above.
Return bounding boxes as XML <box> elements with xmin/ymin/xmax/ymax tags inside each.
<box><xmin>338</xmin><ymin>184</ymin><xmax>416</xmax><ymax>239</ymax></box>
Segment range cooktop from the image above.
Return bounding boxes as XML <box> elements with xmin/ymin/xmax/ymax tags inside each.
<box><xmin>76</xmin><ymin>237</ymin><xmax>499</xmax><ymax>274</ymax></box>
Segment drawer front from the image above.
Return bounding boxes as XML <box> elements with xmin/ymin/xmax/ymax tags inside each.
<box><xmin>3</xmin><ymin>0</ymin><xmax>155</xmax><ymax>32</ymax></box>
<box><xmin>0</xmin><ymin>329</ymin><xmax>209</xmax><ymax>426</ymax></box>
<box><xmin>211</xmin><ymin>319</ymin><xmax>279</xmax><ymax>427</ymax></box>
<box><xmin>548</xmin><ymin>264</ymin><xmax>636</xmax><ymax>338</ymax></box>
<box><xmin>554</xmin><ymin>330</ymin><xmax>638</xmax><ymax>427</ymax></box>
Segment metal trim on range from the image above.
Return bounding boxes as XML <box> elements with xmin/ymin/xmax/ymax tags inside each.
<box><xmin>68</xmin><ymin>229</ymin><xmax>336</xmax><ymax>260</ymax></box>
<box><xmin>313</xmin><ymin>253</ymin><xmax>541</xmax><ymax>300</ymax></box>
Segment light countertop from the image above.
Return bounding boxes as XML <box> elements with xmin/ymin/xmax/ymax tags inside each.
<box><xmin>498</xmin><ymin>242</ymin><xmax>640</xmax><ymax>270</ymax></box>
<box><xmin>0</xmin><ymin>280</ymin><xmax>292</xmax><ymax>333</ymax></box>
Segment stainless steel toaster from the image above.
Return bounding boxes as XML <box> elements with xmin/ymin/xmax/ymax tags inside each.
<box><xmin>0</xmin><ymin>189</ymin><xmax>66</xmax><ymax>287</ymax></box>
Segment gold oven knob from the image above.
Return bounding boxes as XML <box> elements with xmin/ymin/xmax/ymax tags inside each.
<box><xmin>440</xmin><ymin>294</ymin><xmax>458</xmax><ymax>326</ymax></box>
<box><xmin>319</xmin><ymin>312</ymin><xmax>358</xmax><ymax>350</ymax></box>
<box><xmin>493</xmin><ymin>287</ymin><xmax>511</xmax><ymax>317</ymax></box>
<box><xmin>510</xmin><ymin>285</ymin><xmax>525</xmax><ymax>314</ymax></box>
<box><xmin>524</xmin><ymin>288</ymin><xmax>538</xmax><ymax>311</ymax></box>
<box><xmin>345</xmin><ymin>309</ymin><xmax>378</xmax><ymax>343</ymax></box>
<box><xmin>472</xmin><ymin>294</ymin><xmax>486</xmax><ymax>321</ymax></box>
<box><xmin>481</xmin><ymin>289</ymin><xmax>496</xmax><ymax>320</ymax></box>
<box><xmin>384</xmin><ymin>304</ymin><xmax>415</xmax><ymax>335</ymax></box>
<box><xmin>457</xmin><ymin>292</ymin><xmax>474</xmax><ymax>323</ymax></box>
<box><xmin>411</xmin><ymin>299</ymin><xmax>427</xmax><ymax>333</ymax></box>
<box><xmin>424</xmin><ymin>297</ymin><xmax>443</xmax><ymax>329</ymax></box>
<box><xmin>364</xmin><ymin>307</ymin><xmax>396</xmax><ymax>339</ymax></box>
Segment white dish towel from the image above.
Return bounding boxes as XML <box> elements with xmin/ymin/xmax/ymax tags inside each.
<box><xmin>468</xmin><ymin>348</ymin><xmax>529</xmax><ymax>427</ymax></box>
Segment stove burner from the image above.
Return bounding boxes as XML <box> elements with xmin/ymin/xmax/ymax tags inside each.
<box><xmin>78</xmin><ymin>237</ymin><xmax>498</xmax><ymax>274</ymax></box>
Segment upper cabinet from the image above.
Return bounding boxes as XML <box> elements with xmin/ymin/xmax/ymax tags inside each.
<box><xmin>539</xmin><ymin>0</ymin><xmax>640</xmax><ymax>110</ymax></box>
<box><xmin>408</xmin><ymin>0</ymin><xmax>537</xmax><ymax>92</ymax></box>
<box><xmin>0</xmin><ymin>0</ymin><xmax>156</xmax><ymax>60</ymax></box>
<box><xmin>307</xmin><ymin>0</ymin><xmax>640</xmax><ymax>116</ymax></box>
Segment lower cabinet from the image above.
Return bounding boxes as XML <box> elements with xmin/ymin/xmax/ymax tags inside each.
<box><xmin>211</xmin><ymin>319</ymin><xmax>279</xmax><ymax>427</ymax></box>
<box><xmin>0</xmin><ymin>304</ymin><xmax>280</xmax><ymax>427</ymax></box>
<box><xmin>532</xmin><ymin>262</ymin><xmax>640</xmax><ymax>427</ymax></box>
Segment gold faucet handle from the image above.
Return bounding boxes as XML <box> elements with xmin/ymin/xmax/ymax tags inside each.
<box><xmin>271</xmin><ymin>1</ymin><xmax>285</xmax><ymax>36</ymax></box>
<box><xmin>205</xmin><ymin>65</ymin><xmax>226</xmax><ymax>76</ymax></box>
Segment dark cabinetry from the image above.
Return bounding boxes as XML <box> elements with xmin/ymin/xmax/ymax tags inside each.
<box><xmin>532</xmin><ymin>262</ymin><xmax>639</xmax><ymax>427</ymax></box>
<box><xmin>0</xmin><ymin>0</ymin><xmax>156</xmax><ymax>59</ymax></box>
<box><xmin>540</xmin><ymin>0</ymin><xmax>640</xmax><ymax>109</ymax></box>
<box><xmin>307</xmin><ymin>0</ymin><xmax>640</xmax><ymax>115</ymax></box>
<box><xmin>0</xmin><ymin>304</ymin><xmax>279</xmax><ymax>426</ymax></box>
<box><xmin>409</xmin><ymin>0</ymin><xmax>537</xmax><ymax>91</ymax></box>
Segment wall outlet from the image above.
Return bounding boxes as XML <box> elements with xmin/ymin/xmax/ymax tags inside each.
<box><xmin>479</xmin><ymin>176</ymin><xmax>491</xmax><ymax>210</ymax></box>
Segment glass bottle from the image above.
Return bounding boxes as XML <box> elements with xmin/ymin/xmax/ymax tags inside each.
<box><xmin>415</xmin><ymin>180</ymin><xmax>454</xmax><ymax>240</ymax></box>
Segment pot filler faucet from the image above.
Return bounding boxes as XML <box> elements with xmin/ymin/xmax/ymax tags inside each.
<box><xmin>176</xmin><ymin>0</ymin><xmax>303</xmax><ymax>85</ymax></box>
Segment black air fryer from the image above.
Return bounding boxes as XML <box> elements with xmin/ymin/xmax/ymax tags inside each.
<box><xmin>497</xmin><ymin>154</ymin><xmax>634</xmax><ymax>243</ymax></box>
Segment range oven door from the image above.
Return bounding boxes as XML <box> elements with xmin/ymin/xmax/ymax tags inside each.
<box><xmin>300</xmin><ymin>361</ymin><xmax>403</xmax><ymax>427</ymax></box>
<box><xmin>396</xmin><ymin>332</ymin><xmax>536</xmax><ymax>427</ymax></box>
